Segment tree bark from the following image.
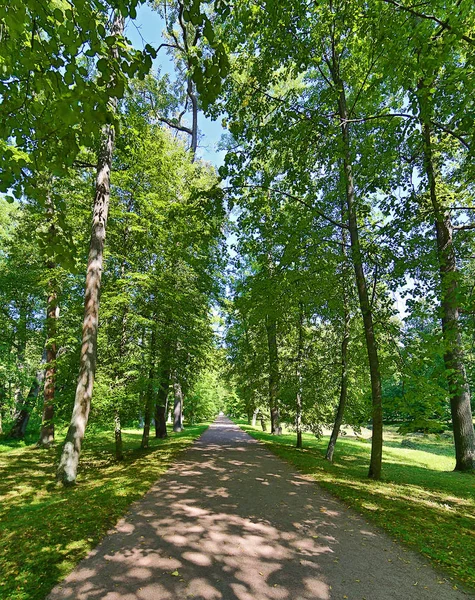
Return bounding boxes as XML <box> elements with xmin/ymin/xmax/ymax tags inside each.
<box><xmin>155</xmin><ymin>363</ymin><xmax>170</xmax><ymax>439</ymax></box>
<box><xmin>56</xmin><ymin>12</ymin><xmax>124</xmax><ymax>484</ymax></box>
<box><xmin>173</xmin><ymin>375</ymin><xmax>184</xmax><ymax>432</ymax></box>
<box><xmin>114</xmin><ymin>409</ymin><xmax>123</xmax><ymax>460</ymax></box>
<box><xmin>418</xmin><ymin>84</ymin><xmax>475</xmax><ymax>471</ymax></box>
<box><xmin>330</xmin><ymin>56</ymin><xmax>383</xmax><ymax>480</ymax></box>
<box><xmin>187</xmin><ymin>77</ymin><xmax>198</xmax><ymax>159</ymax></box>
<box><xmin>155</xmin><ymin>403</ymin><xmax>168</xmax><ymax>438</ymax></box>
<box><xmin>265</xmin><ymin>313</ymin><xmax>282</xmax><ymax>435</ymax></box>
<box><xmin>326</xmin><ymin>212</ymin><xmax>350</xmax><ymax>462</ymax></box>
<box><xmin>326</xmin><ymin>306</ymin><xmax>350</xmax><ymax>462</ymax></box>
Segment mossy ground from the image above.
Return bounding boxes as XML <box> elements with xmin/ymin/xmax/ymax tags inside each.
<box><xmin>0</xmin><ymin>424</ymin><xmax>208</xmax><ymax>600</ymax></box>
<box><xmin>237</xmin><ymin>421</ymin><xmax>475</xmax><ymax>591</ymax></box>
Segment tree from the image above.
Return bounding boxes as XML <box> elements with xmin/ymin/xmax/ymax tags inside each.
<box><xmin>57</xmin><ymin>12</ymin><xmax>126</xmax><ymax>485</ymax></box>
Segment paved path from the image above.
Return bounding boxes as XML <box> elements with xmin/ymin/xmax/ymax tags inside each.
<box><xmin>48</xmin><ymin>417</ymin><xmax>472</xmax><ymax>600</ymax></box>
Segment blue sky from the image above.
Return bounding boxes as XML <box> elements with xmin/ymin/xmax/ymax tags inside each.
<box><xmin>125</xmin><ymin>4</ymin><xmax>226</xmax><ymax>167</ymax></box>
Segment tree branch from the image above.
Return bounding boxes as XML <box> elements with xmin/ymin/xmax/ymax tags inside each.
<box><xmin>225</xmin><ymin>184</ymin><xmax>349</xmax><ymax>230</ymax></box>
<box><xmin>380</xmin><ymin>0</ymin><xmax>475</xmax><ymax>46</ymax></box>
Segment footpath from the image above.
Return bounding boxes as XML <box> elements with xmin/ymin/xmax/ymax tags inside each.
<box><xmin>47</xmin><ymin>416</ymin><xmax>472</xmax><ymax>600</ymax></box>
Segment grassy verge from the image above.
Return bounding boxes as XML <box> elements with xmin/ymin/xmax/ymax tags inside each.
<box><xmin>237</xmin><ymin>421</ymin><xmax>475</xmax><ymax>591</ymax></box>
<box><xmin>0</xmin><ymin>424</ymin><xmax>208</xmax><ymax>600</ymax></box>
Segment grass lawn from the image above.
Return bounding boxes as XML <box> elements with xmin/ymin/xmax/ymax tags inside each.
<box><xmin>237</xmin><ymin>421</ymin><xmax>475</xmax><ymax>591</ymax></box>
<box><xmin>0</xmin><ymin>423</ymin><xmax>208</xmax><ymax>600</ymax></box>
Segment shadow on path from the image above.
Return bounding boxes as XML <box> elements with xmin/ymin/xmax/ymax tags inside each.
<box><xmin>47</xmin><ymin>417</ymin><xmax>472</xmax><ymax>600</ymax></box>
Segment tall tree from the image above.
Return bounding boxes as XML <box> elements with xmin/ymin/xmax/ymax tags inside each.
<box><xmin>57</xmin><ymin>12</ymin><xmax>125</xmax><ymax>485</ymax></box>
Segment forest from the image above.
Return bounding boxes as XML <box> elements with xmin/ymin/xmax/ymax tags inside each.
<box><xmin>0</xmin><ymin>1</ymin><xmax>474</xmax><ymax>599</ymax></box>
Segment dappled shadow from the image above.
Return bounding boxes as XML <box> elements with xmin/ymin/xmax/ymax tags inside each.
<box><xmin>0</xmin><ymin>425</ymin><xmax>209</xmax><ymax>600</ymax></box>
<box><xmin>239</xmin><ymin>427</ymin><xmax>475</xmax><ymax>589</ymax></box>
<box><xmin>47</xmin><ymin>418</ymin><xmax>470</xmax><ymax>600</ymax></box>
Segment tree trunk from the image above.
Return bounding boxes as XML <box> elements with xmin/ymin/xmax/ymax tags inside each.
<box><xmin>12</xmin><ymin>303</ymin><xmax>28</xmax><ymax>428</ymax></box>
<box><xmin>56</xmin><ymin>12</ymin><xmax>124</xmax><ymax>485</ymax></box>
<box><xmin>265</xmin><ymin>313</ymin><xmax>281</xmax><ymax>435</ymax></box>
<box><xmin>295</xmin><ymin>303</ymin><xmax>304</xmax><ymax>449</ymax></box>
<box><xmin>141</xmin><ymin>329</ymin><xmax>156</xmax><ymax>449</ymax></box>
<box><xmin>114</xmin><ymin>409</ymin><xmax>123</xmax><ymax>460</ymax></box>
<box><xmin>38</xmin><ymin>274</ymin><xmax>58</xmax><ymax>448</ymax></box>
<box><xmin>8</xmin><ymin>369</ymin><xmax>43</xmax><ymax>439</ymax></box>
<box><xmin>326</xmin><ymin>306</ymin><xmax>350</xmax><ymax>462</ymax></box>
<box><xmin>173</xmin><ymin>376</ymin><xmax>184</xmax><ymax>432</ymax></box>
<box><xmin>187</xmin><ymin>77</ymin><xmax>198</xmax><ymax>159</ymax></box>
<box><xmin>260</xmin><ymin>416</ymin><xmax>267</xmax><ymax>431</ymax></box>
<box><xmin>331</xmin><ymin>59</ymin><xmax>383</xmax><ymax>480</ymax></box>
<box><xmin>326</xmin><ymin>214</ymin><xmax>351</xmax><ymax>462</ymax></box>
<box><xmin>418</xmin><ymin>84</ymin><xmax>475</xmax><ymax>471</ymax></box>
<box><xmin>155</xmin><ymin>365</ymin><xmax>170</xmax><ymax>439</ymax></box>
<box><xmin>155</xmin><ymin>403</ymin><xmax>168</xmax><ymax>438</ymax></box>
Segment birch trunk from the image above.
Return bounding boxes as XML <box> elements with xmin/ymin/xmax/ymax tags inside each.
<box><xmin>114</xmin><ymin>410</ymin><xmax>123</xmax><ymax>460</ymax></box>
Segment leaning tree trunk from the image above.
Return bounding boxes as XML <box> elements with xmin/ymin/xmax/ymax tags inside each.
<box><xmin>418</xmin><ymin>84</ymin><xmax>475</xmax><ymax>472</ymax></box>
<box><xmin>295</xmin><ymin>303</ymin><xmax>304</xmax><ymax>449</ymax></box>
<box><xmin>331</xmin><ymin>60</ymin><xmax>383</xmax><ymax>480</ymax></box>
<box><xmin>56</xmin><ymin>12</ymin><xmax>124</xmax><ymax>485</ymax></box>
<box><xmin>326</xmin><ymin>304</ymin><xmax>350</xmax><ymax>462</ymax></box>
<box><xmin>326</xmin><ymin>214</ymin><xmax>351</xmax><ymax>462</ymax></box>
<box><xmin>265</xmin><ymin>313</ymin><xmax>282</xmax><ymax>435</ymax></box>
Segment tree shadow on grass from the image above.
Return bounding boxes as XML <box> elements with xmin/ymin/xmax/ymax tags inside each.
<box><xmin>0</xmin><ymin>425</ymin><xmax>208</xmax><ymax>600</ymax></box>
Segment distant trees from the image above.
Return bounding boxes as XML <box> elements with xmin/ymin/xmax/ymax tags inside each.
<box><xmin>217</xmin><ymin>0</ymin><xmax>475</xmax><ymax>475</ymax></box>
<box><xmin>1</xmin><ymin>0</ymin><xmax>474</xmax><ymax>486</ymax></box>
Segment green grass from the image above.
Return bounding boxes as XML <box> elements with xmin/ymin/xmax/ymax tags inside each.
<box><xmin>0</xmin><ymin>423</ymin><xmax>208</xmax><ymax>600</ymax></box>
<box><xmin>237</xmin><ymin>421</ymin><xmax>475</xmax><ymax>591</ymax></box>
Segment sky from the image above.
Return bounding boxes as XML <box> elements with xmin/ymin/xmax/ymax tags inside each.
<box><xmin>125</xmin><ymin>4</ymin><xmax>226</xmax><ymax>167</ymax></box>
